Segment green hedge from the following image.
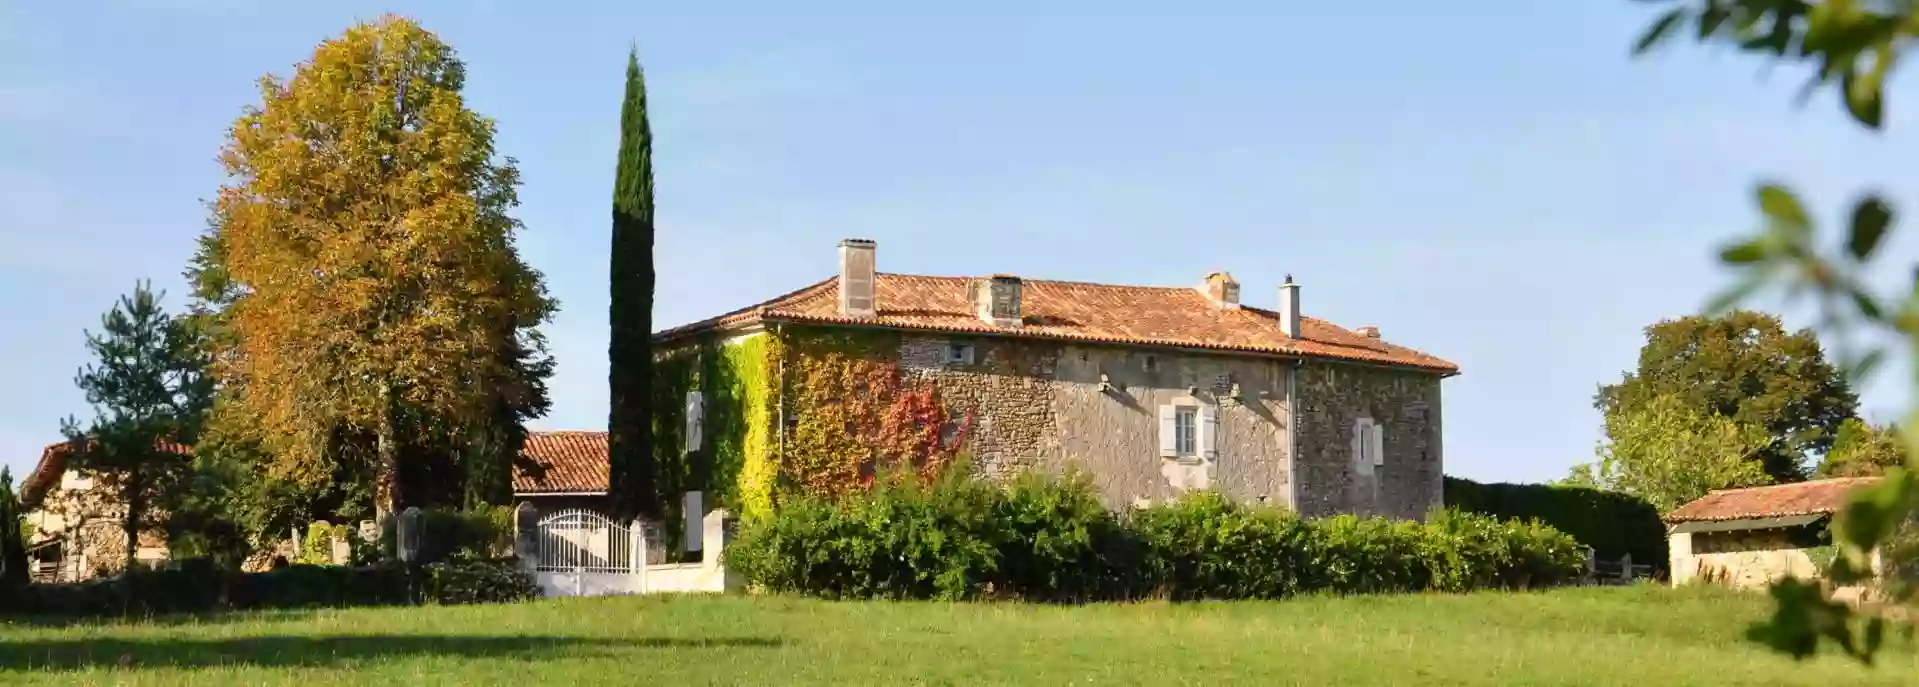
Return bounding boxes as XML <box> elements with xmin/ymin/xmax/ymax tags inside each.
<box><xmin>725</xmin><ymin>472</ymin><xmax>1588</xmax><ymax>601</ymax></box>
<box><xmin>1444</xmin><ymin>476</ymin><xmax>1666</xmax><ymax>570</ymax></box>
<box><xmin>1</xmin><ymin>558</ymin><xmax>537</xmax><ymax>617</ymax></box>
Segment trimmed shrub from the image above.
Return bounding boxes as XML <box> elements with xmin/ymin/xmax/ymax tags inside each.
<box><xmin>0</xmin><ymin>558</ymin><xmax>534</xmax><ymax>617</ymax></box>
<box><xmin>992</xmin><ymin>471</ymin><xmax>1140</xmax><ymax>601</ymax></box>
<box><xmin>728</xmin><ymin>477</ymin><xmax>1590</xmax><ymax>602</ymax></box>
<box><xmin>1444</xmin><ymin>476</ymin><xmax>1666</xmax><ymax>570</ymax></box>
<box><xmin>1130</xmin><ymin>492</ymin><xmax>1309</xmax><ymax>600</ymax></box>
<box><xmin>1309</xmin><ymin>514</ymin><xmax>1433</xmax><ymax>594</ymax></box>
<box><xmin>425</xmin><ymin>560</ymin><xmax>540</xmax><ymax>605</ymax></box>
<box><xmin>725</xmin><ymin>469</ymin><xmax>1002</xmax><ymax>600</ymax></box>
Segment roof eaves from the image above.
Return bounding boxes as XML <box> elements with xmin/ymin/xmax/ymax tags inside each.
<box><xmin>761</xmin><ymin>312</ymin><xmax>1461</xmax><ymax>374</ymax></box>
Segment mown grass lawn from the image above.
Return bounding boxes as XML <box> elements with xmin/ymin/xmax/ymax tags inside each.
<box><xmin>1</xmin><ymin>585</ymin><xmax>1914</xmax><ymax>686</ymax></box>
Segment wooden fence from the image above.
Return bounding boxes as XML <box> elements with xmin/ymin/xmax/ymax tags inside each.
<box><xmin>1584</xmin><ymin>548</ymin><xmax>1658</xmax><ymax>585</ymax></box>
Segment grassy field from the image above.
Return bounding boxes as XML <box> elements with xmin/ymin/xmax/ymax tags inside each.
<box><xmin>1</xmin><ymin>585</ymin><xmax>1915</xmax><ymax>686</ymax></box>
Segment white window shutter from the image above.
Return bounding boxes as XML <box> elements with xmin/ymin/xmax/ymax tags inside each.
<box><xmin>1354</xmin><ymin>418</ymin><xmax>1375</xmax><ymax>476</ymax></box>
<box><xmin>685</xmin><ymin>390</ymin><xmax>705</xmax><ymax>453</ymax></box>
<box><xmin>1198</xmin><ymin>405</ymin><xmax>1219</xmax><ymax>459</ymax></box>
<box><xmin>1158</xmin><ymin>405</ymin><xmax>1178</xmax><ymax>457</ymax></box>
<box><xmin>1371</xmin><ymin>423</ymin><xmax>1386</xmax><ymax>467</ymax></box>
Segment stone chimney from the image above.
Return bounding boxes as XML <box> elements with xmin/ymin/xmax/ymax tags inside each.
<box><xmin>838</xmin><ymin>238</ymin><xmax>877</xmax><ymax>318</ymax></box>
<box><xmin>1277</xmin><ymin>274</ymin><xmax>1300</xmax><ymax>338</ymax></box>
<box><xmin>966</xmin><ymin>274</ymin><xmax>1023</xmax><ymax>328</ymax></box>
<box><xmin>1355</xmin><ymin>325</ymin><xmax>1380</xmax><ymax>339</ymax></box>
<box><xmin>1200</xmin><ymin>271</ymin><xmax>1240</xmax><ymax>309</ymax></box>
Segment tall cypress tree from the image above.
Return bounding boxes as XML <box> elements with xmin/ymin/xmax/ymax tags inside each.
<box><xmin>609</xmin><ymin>48</ymin><xmax>658</xmax><ymax>519</ymax></box>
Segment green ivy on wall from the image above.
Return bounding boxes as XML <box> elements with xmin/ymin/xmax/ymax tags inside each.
<box><xmin>643</xmin><ymin>325</ymin><xmax>969</xmax><ymax>530</ymax></box>
<box><xmin>649</xmin><ymin>349</ymin><xmax>698</xmax><ymax>551</ymax></box>
<box><xmin>647</xmin><ymin>332</ymin><xmax>779</xmax><ymax>540</ymax></box>
<box><xmin>704</xmin><ymin>334</ymin><xmax>772</xmax><ymax>518</ymax></box>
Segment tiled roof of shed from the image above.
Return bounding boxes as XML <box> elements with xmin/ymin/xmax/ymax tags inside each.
<box><xmin>512</xmin><ymin>431</ymin><xmax>609</xmax><ymax>494</ymax></box>
<box><xmin>654</xmin><ymin>274</ymin><xmax>1458</xmax><ymax>373</ymax></box>
<box><xmin>1665</xmin><ymin>478</ymin><xmax>1881</xmax><ymax>523</ymax></box>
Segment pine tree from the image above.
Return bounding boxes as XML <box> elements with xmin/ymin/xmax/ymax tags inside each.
<box><xmin>63</xmin><ymin>282</ymin><xmax>213</xmax><ymax>571</ymax></box>
<box><xmin>609</xmin><ymin>48</ymin><xmax>658</xmax><ymax>519</ymax></box>
<box><xmin>0</xmin><ymin>468</ymin><xmax>28</xmax><ymax>586</ymax></box>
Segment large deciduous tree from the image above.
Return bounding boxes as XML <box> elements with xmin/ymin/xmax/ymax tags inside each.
<box><xmin>1595</xmin><ymin>310</ymin><xmax>1857</xmax><ymax>483</ymax></box>
<box><xmin>61</xmin><ymin>283</ymin><xmax>213</xmax><ymax>571</ymax></box>
<box><xmin>207</xmin><ymin>15</ymin><xmax>553</xmax><ymax>523</ymax></box>
<box><xmin>608</xmin><ymin>48</ymin><xmax>658</xmax><ymax>519</ymax></box>
<box><xmin>1569</xmin><ymin>393</ymin><xmax>1774</xmax><ymax>512</ymax></box>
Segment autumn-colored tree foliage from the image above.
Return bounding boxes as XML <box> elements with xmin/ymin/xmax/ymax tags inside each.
<box><xmin>609</xmin><ymin>49</ymin><xmax>658</xmax><ymax>519</ymax></box>
<box><xmin>207</xmin><ymin>16</ymin><xmax>552</xmax><ymax>521</ymax></box>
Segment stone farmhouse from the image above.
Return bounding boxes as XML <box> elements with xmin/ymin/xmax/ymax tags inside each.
<box><xmin>517</xmin><ymin>239</ymin><xmax>1460</xmax><ymax>523</ymax></box>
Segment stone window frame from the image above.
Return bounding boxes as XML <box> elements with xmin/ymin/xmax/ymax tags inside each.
<box><xmin>1353</xmin><ymin>416</ymin><xmax>1384</xmax><ymax>475</ymax></box>
<box><xmin>1159</xmin><ymin>395</ymin><xmax>1218</xmax><ymax>465</ymax></box>
<box><xmin>944</xmin><ymin>341</ymin><xmax>975</xmax><ymax>365</ymax></box>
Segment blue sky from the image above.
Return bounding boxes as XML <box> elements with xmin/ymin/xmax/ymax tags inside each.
<box><xmin>0</xmin><ymin>1</ymin><xmax>1912</xmax><ymax>484</ymax></box>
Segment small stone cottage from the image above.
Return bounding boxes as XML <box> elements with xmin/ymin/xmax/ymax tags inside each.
<box><xmin>566</xmin><ymin>238</ymin><xmax>1459</xmax><ymax>522</ymax></box>
<box><xmin>17</xmin><ymin>439</ymin><xmax>186</xmax><ymax>582</ymax></box>
<box><xmin>1666</xmin><ymin>477</ymin><xmax>1881</xmax><ymax>590</ymax></box>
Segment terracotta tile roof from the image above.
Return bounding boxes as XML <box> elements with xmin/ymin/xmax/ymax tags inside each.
<box><xmin>20</xmin><ymin>439</ymin><xmax>192</xmax><ymax>510</ymax></box>
<box><xmin>1665</xmin><ymin>478</ymin><xmax>1881</xmax><ymax>523</ymax></box>
<box><xmin>513</xmin><ymin>431</ymin><xmax>608</xmax><ymax>494</ymax></box>
<box><xmin>655</xmin><ymin>274</ymin><xmax>1459</xmax><ymax>373</ymax></box>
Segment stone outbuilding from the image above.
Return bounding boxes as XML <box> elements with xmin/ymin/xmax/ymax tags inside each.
<box><xmin>1666</xmin><ymin>477</ymin><xmax>1880</xmax><ymax>590</ymax></box>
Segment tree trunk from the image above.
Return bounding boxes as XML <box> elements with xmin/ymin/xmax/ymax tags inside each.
<box><xmin>121</xmin><ymin>475</ymin><xmax>143</xmax><ymax>573</ymax></box>
<box><xmin>374</xmin><ymin>384</ymin><xmax>400</xmax><ymax>525</ymax></box>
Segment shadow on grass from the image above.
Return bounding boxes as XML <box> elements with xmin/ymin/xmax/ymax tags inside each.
<box><xmin>0</xmin><ymin>608</ymin><xmax>322</xmax><ymax>630</ymax></box>
<box><xmin>0</xmin><ymin>634</ymin><xmax>783</xmax><ymax>672</ymax></box>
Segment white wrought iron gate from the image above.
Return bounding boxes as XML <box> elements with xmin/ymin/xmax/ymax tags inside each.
<box><xmin>533</xmin><ymin>508</ymin><xmax>639</xmax><ymax>597</ymax></box>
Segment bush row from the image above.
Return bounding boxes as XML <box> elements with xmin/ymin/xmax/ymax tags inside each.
<box><xmin>725</xmin><ymin>471</ymin><xmax>1589</xmax><ymax>601</ymax></box>
<box><xmin>1</xmin><ymin>558</ymin><xmax>537</xmax><ymax>617</ymax></box>
<box><xmin>1443</xmin><ymin>476</ymin><xmax>1667</xmax><ymax>570</ymax></box>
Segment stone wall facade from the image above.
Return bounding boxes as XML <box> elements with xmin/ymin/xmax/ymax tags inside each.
<box><xmin>24</xmin><ymin>470</ymin><xmax>172</xmax><ymax>582</ymax></box>
<box><xmin>1291</xmin><ymin>363</ymin><xmax>1444</xmax><ymax>520</ymax></box>
<box><xmin>870</xmin><ymin>332</ymin><xmax>1445</xmax><ymax>517</ymax></box>
<box><xmin>1668</xmin><ymin>529</ymin><xmax>1823</xmax><ymax>590</ymax></box>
